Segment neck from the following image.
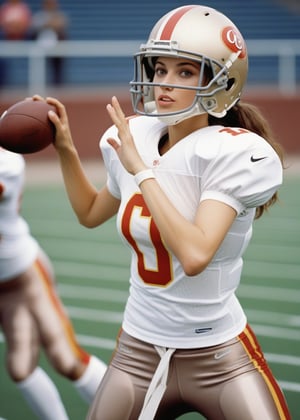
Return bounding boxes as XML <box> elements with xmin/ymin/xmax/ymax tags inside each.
<box><xmin>168</xmin><ymin>113</ymin><xmax>208</xmax><ymax>145</ymax></box>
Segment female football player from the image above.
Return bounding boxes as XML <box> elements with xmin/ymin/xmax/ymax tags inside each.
<box><xmin>0</xmin><ymin>148</ymin><xmax>107</xmax><ymax>419</ymax></box>
<box><xmin>43</xmin><ymin>4</ymin><xmax>290</xmax><ymax>419</ymax></box>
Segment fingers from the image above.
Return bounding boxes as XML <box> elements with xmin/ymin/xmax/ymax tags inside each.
<box><xmin>31</xmin><ymin>94</ymin><xmax>45</xmax><ymax>102</ymax></box>
<box><xmin>46</xmin><ymin>96</ymin><xmax>69</xmax><ymax>124</ymax></box>
<box><xmin>46</xmin><ymin>96</ymin><xmax>63</xmax><ymax>114</ymax></box>
<box><xmin>106</xmin><ymin>96</ymin><xmax>127</xmax><ymax>126</ymax></box>
<box><xmin>40</xmin><ymin>97</ymin><xmax>70</xmax><ymax>145</ymax></box>
<box><xmin>111</xmin><ymin>96</ymin><xmax>125</xmax><ymax>118</ymax></box>
<box><xmin>29</xmin><ymin>95</ymin><xmax>64</xmax><ymax>116</ymax></box>
<box><xmin>27</xmin><ymin>95</ymin><xmax>64</xmax><ymax>122</ymax></box>
<box><xmin>26</xmin><ymin>94</ymin><xmax>61</xmax><ymax>126</ymax></box>
<box><xmin>47</xmin><ymin>108</ymin><xmax>59</xmax><ymax>125</ymax></box>
<box><xmin>107</xmin><ymin>137</ymin><xmax>120</xmax><ymax>151</ymax></box>
<box><xmin>46</xmin><ymin>96</ymin><xmax>62</xmax><ymax>108</ymax></box>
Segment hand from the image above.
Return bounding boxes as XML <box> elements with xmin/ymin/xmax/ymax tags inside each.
<box><xmin>106</xmin><ymin>96</ymin><xmax>147</xmax><ymax>175</ymax></box>
<box><xmin>32</xmin><ymin>95</ymin><xmax>75</xmax><ymax>153</ymax></box>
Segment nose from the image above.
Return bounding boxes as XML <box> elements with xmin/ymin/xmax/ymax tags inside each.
<box><xmin>161</xmin><ymin>84</ymin><xmax>173</xmax><ymax>91</ymax></box>
<box><xmin>161</xmin><ymin>71</ymin><xmax>175</xmax><ymax>89</ymax></box>
<box><xmin>161</xmin><ymin>77</ymin><xmax>174</xmax><ymax>90</ymax></box>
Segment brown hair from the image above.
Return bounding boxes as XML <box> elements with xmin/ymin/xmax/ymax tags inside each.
<box><xmin>208</xmin><ymin>101</ymin><xmax>284</xmax><ymax>219</ymax></box>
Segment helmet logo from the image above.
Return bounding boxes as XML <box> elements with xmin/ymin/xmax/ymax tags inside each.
<box><xmin>222</xmin><ymin>26</ymin><xmax>246</xmax><ymax>58</ymax></box>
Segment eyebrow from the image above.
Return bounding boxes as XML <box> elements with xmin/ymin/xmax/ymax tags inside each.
<box><xmin>155</xmin><ymin>59</ymin><xmax>200</xmax><ymax>69</ymax></box>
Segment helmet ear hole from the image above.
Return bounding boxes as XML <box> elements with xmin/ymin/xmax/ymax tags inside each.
<box><xmin>226</xmin><ymin>78</ymin><xmax>235</xmax><ymax>91</ymax></box>
<box><xmin>142</xmin><ymin>58</ymin><xmax>153</xmax><ymax>80</ymax></box>
<box><xmin>226</xmin><ymin>77</ymin><xmax>235</xmax><ymax>91</ymax></box>
<box><xmin>143</xmin><ymin>57</ymin><xmax>157</xmax><ymax>81</ymax></box>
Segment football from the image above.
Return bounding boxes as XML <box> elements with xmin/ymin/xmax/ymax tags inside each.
<box><xmin>0</xmin><ymin>99</ymin><xmax>56</xmax><ymax>154</ymax></box>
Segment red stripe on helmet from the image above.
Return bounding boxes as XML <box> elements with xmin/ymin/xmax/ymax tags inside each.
<box><xmin>160</xmin><ymin>5</ymin><xmax>196</xmax><ymax>40</ymax></box>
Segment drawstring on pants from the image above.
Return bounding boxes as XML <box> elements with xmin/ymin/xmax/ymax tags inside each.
<box><xmin>138</xmin><ymin>346</ymin><xmax>176</xmax><ymax>420</ymax></box>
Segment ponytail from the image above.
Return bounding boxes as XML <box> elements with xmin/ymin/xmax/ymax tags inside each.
<box><xmin>208</xmin><ymin>102</ymin><xmax>284</xmax><ymax>219</ymax></box>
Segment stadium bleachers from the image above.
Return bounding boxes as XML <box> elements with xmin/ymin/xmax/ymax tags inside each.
<box><xmin>28</xmin><ymin>0</ymin><xmax>300</xmax><ymax>40</ymax></box>
<box><xmin>1</xmin><ymin>0</ymin><xmax>300</xmax><ymax>87</ymax></box>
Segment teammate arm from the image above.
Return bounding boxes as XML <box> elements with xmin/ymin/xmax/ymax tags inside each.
<box><xmin>106</xmin><ymin>96</ymin><xmax>237</xmax><ymax>276</ymax></box>
<box><xmin>37</xmin><ymin>96</ymin><xmax>120</xmax><ymax>228</ymax></box>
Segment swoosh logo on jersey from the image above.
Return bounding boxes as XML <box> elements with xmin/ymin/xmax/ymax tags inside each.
<box><xmin>251</xmin><ymin>155</ymin><xmax>267</xmax><ymax>162</ymax></box>
<box><xmin>214</xmin><ymin>349</ymin><xmax>231</xmax><ymax>360</ymax></box>
<box><xmin>194</xmin><ymin>327</ymin><xmax>212</xmax><ymax>334</ymax></box>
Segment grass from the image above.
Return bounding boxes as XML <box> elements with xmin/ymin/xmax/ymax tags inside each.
<box><xmin>0</xmin><ymin>170</ymin><xmax>299</xmax><ymax>419</ymax></box>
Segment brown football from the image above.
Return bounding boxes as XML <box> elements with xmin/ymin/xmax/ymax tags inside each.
<box><xmin>0</xmin><ymin>99</ymin><xmax>56</xmax><ymax>154</ymax></box>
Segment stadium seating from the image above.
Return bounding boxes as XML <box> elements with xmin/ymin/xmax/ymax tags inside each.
<box><xmin>1</xmin><ymin>0</ymin><xmax>300</xmax><ymax>87</ymax></box>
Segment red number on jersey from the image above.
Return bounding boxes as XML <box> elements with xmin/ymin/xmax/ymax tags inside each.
<box><xmin>121</xmin><ymin>193</ymin><xmax>173</xmax><ymax>286</ymax></box>
<box><xmin>219</xmin><ymin>127</ymin><xmax>248</xmax><ymax>136</ymax></box>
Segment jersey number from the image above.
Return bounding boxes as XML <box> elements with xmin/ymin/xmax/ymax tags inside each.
<box><xmin>121</xmin><ymin>194</ymin><xmax>173</xmax><ymax>286</ymax></box>
<box><xmin>219</xmin><ymin>127</ymin><xmax>248</xmax><ymax>136</ymax></box>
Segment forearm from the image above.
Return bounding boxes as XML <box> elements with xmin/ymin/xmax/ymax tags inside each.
<box><xmin>138</xmin><ymin>177</ymin><xmax>208</xmax><ymax>275</ymax></box>
<box><xmin>139</xmin><ymin>175</ymin><xmax>237</xmax><ymax>276</ymax></box>
<box><xmin>56</xmin><ymin>146</ymin><xmax>120</xmax><ymax>227</ymax></box>
<box><xmin>56</xmin><ymin>146</ymin><xmax>99</xmax><ymax>224</ymax></box>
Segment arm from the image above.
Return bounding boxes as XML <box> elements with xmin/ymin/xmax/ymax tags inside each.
<box><xmin>139</xmin><ymin>182</ymin><xmax>236</xmax><ymax>276</ymax></box>
<box><xmin>106</xmin><ymin>97</ymin><xmax>237</xmax><ymax>276</ymax></box>
<box><xmin>42</xmin><ymin>96</ymin><xmax>120</xmax><ymax>227</ymax></box>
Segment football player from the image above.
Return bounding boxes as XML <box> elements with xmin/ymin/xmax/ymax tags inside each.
<box><xmin>45</xmin><ymin>4</ymin><xmax>290</xmax><ymax>419</ymax></box>
<box><xmin>0</xmin><ymin>148</ymin><xmax>107</xmax><ymax>419</ymax></box>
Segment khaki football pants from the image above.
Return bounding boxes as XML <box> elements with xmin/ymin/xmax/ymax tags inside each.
<box><xmin>87</xmin><ymin>327</ymin><xmax>290</xmax><ymax>420</ymax></box>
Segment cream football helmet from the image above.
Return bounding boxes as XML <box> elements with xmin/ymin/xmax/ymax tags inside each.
<box><xmin>130</xmin><ymin>5</ymin><xmax>248</xmax><ymax>125</ymax></box>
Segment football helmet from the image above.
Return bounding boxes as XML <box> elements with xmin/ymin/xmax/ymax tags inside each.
<box><xmin>130</xmin><ymin>5</ymin><xmax>248</xmax><ymax>125</ymax></box>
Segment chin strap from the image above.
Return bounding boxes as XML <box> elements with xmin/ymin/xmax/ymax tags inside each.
<box><xmin>138</xmin><ymin>346</ymin><xmax>176</xmax><ymax>420</ymax></box>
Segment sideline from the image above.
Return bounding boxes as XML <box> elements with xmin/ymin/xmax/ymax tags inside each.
<box><xmin>24</xmin><ymin>159</ymin><xmax>107</xmax><ymax>186</ymax></box>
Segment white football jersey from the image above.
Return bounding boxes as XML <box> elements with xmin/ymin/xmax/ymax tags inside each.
<box><xmin>100</xmin><ymin>116</ymin><xmax>282</xmax><ymax>348</ymax></box>
<box><xmin>0</xmin><ymin>149</ymin><xmax>38</xmax><ymax>281</ymax></box>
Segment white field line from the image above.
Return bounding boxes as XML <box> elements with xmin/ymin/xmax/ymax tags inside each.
<box><xmin>250</xmin><ymin>324</ymin><xmax>300</xmax><ymax>341</ymax></box>
<box><xmin>245</xmin><ymin>309</ymin><xmax>300</xmax><ymax>327</ymax></box>
<box><xmin>237</xmin><ymin>285</ymin><xmax>300</xmax><ymax>303</ymax></box>
<box><xmin>66</xmin><ymin>306</ymin><xmax>124</xmax><ymax>323</ymax></box>
<box><xmin>242</xmin><ymin>261</ymin><xmax>300</xmax><ymax>281</ymax></box>
<box><xmin>278</xmin><ymin>381</ymin><xmax>300</xmax><ymax>393</ymax></box>
<box><xmin>58</xmin><ymin>284</ymin><xmax>129</xmax><ymax>302</ymax></box>
<box><xmin>266</xmin><ymin>353</ymin><xmax>300</xmax><ymax>367</ymax></box>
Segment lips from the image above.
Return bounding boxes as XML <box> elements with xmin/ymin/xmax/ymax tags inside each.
<box><xmin>157</xmin><ymin>95</ymin><xmax>174</xmax><ymax>107</ymax></box>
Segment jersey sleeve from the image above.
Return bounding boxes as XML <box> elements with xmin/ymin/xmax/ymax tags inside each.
<box><xmin>199</xmin><ymin>132</ymin><xmax>283</xmax><ymax>214</ymax></box>
<box><xmin>0</xmin><ymin>150</ymin><xmax>25</xmax><ymax>198</ymax></box>
<box><xmin>99</xmin><ymin>125</ymin><xmax>121</xmax><ymax>200</ymax></box>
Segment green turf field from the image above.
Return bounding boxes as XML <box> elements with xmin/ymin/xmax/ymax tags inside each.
<box><xmin>0</xmin><ymin>170</ymin><xmax>299</xmax><ymax>420</ymax></box>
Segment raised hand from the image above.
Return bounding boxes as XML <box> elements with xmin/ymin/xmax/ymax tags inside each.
<box><xmin>106</xmin><ymin>96</ymin><xmax>147</xmax><ymax>175</ymax></box>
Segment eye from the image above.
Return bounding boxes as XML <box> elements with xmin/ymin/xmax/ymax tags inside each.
<box><xmin>154</xmin><ymin>66</ymin><xmax>166</xmax><ymax>77</ymax></box>
<box><xmin>179</xmin><ymin>69</ymin><xmax>194</xmax><ymax>78</ymax></box>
